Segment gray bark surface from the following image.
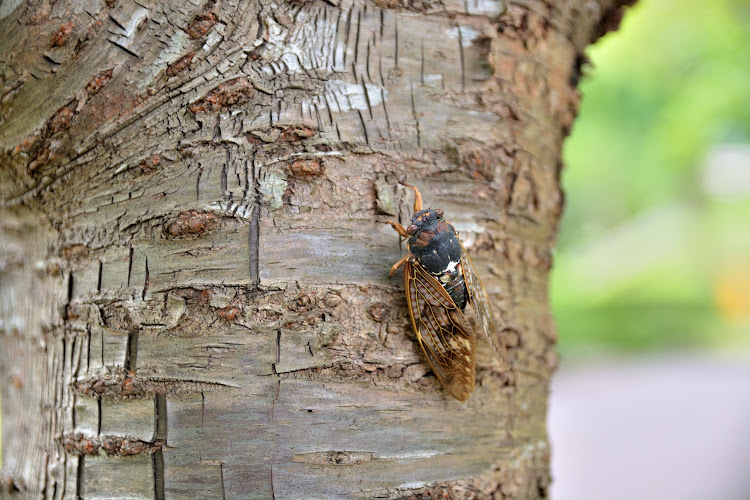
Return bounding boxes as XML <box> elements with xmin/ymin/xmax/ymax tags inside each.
<box><xmin>0</xmin><ymin>0</ymin><xmax>632</xmax><ymax>498</ymax></box>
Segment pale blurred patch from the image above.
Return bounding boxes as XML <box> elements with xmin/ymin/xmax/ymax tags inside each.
<box><xmin>702</xmin><ymin>144</ymin><xmax>750</xmax><ymax>200</ymax></box>
<box><xmin>550</xmin><ymin>356</ymin><xmax>750</xmax><ymax>500</ymax></box>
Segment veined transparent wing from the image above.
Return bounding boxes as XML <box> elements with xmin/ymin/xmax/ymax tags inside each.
<box><xmin>404</xmin><ymin>259</ymin><xmax>476</xmax><ymax>401</ymax></box>
<box><xmin>460</xmin><ymin>242</ymin><xmax>510</xmax><ymax>371</ymax></box>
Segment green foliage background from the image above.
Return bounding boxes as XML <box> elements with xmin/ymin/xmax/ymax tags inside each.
<box><xmin>553</xmin><ymin>0</ymin><xmax>750</xmax><ymax>355</ymax></box>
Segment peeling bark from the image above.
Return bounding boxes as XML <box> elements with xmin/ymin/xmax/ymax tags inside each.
<box><xmin>1</xmin><ymin>0</ymin><xmax>632</xmax><ymax>498</ymax></box>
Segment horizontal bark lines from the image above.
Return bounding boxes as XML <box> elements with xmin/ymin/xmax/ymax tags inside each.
<box><xmin>73</xmin><ymin>371</ymin><xmax>235</xmax><ymax>399</ymax></box>
<box><xmin>60</xmin><ymin>434</ymin><xmax>165</xmax><ymax>458</ymax></box>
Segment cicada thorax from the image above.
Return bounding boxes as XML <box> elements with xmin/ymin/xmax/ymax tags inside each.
<box><xmin>406</xmin><ymin>209</ymin><xmax>469</xmax><ymax>310</ymax></box>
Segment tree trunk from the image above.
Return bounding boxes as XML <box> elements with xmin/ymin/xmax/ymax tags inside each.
<box><xmin>0</xmin><ymin>0</ymin><xmax>631</xmax><ymax>498</ymax></box>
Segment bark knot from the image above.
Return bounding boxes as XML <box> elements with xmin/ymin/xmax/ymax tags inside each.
<box><xmin>188</xmin><ymin>78</ymin><xmax>256</xmax><ymax>114</ymax></box>
<box><xmin>50</xmin><ymin>21</ymin><xmax>74</xmax><ymax>47</ymax></box>
<box><xmin>48</xmin><ymin>104</ymin><xmax>76</xmax><ymax>135</ymax></box>
<box><xmin>288</xmin><ymin>159</ymin><xmax>324</xmax><ymax>179</ymax></box>
<box><xmin>163</xmin><ymin>211</ymin><xmax>221</xmax><ymax>238</ymax></box>
<box><xmin>85</xmin><ymin>69</ymin><xmax>114</xmax><ymax>96</ymax></box>
<box><xmin>186</xmin><ymin>11</ymin><xmax>218</xmax><ymax>39</ymax></box>
<box><xmin>280</xmin><ymin>125</ymin><xmax>317</xmax><ymax>142</ymax></box>
<box><xmin>166</xmin><ymin>52</ymin><xmax>195</xmax><ymax>78</ymax></box>
<box><xmin>369</xmin><ymin>302</ymin><xmax>388</xmax><ymax>322</ymax></box>
<box><xmin>139</xmin><ymin>154</ymin><xmax>162</xmax><ymax>174</ymax></box>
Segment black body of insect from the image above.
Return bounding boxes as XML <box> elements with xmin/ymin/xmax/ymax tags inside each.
<box><xmin>387</xmin><ymin>184</ymin><xmax>509</xmax><ymax>401</ymax></box>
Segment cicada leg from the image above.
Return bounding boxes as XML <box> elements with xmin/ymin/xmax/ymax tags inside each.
<box><xmin>386</xmin><ymin>221</ymin><xmax>409</xmax><ymax>237</ymax></box>
<box><xmin>390</xmin><ymin>255</ymin><xmax>409</xmax><ymax>277</ymax></box>
<box><xmin>402</xmin><ymin>183</ymin><xmax>423</xmax><ymax>212</ymax></box>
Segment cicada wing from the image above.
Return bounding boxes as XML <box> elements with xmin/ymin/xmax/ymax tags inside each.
<box><xmin>404</xmin><ymin>259</ymin><xmax>476</xmax><ymax>401</ymax></box>
<box><xmin>460</xmin><ymin>242</ymin><xmax>510</xmax><ymax>372</ymax></box>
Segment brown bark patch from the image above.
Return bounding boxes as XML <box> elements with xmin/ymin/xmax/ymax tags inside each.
<box><xmin>245</xmin><ymin>133</ymin><xmax>262</xmax><ymax>145</ymax></box>
<box><xmin>283</xmin><ymin>314</ymin><xmax>322</xmax><ymax>331</ymax></box>
<box><xmin>60</xmin><ymin>434</ymin><xmax>165</xmax><ymax>457</ymax></box>
<box><xmin>497</xmin><ymin>4</ymin><xmax>552</xmax><ymax>48</ymax></box>
<box><xmin>48</xmin><ymin>104</ymin><xmax>76</xmax><ymax>135</ymax></box>
<box><xmin>278</xmin><ymin>361</ymin><xmax>435</xmax><ymax>389</ymax></box>
<box><xmin>280</xmin><ymin>125</ymin><xmax>317</xmax><ymax>142</ymax></box>
<box><xmin>85</xmin><ymin>69</ymin><xmax>114</xmax><ymax>96</ymax></box>
<box><xmin>186</xmin><ymin>11</ymin><xmax>218</xmax><ymax>39</ymax></box>
<box><xmin>288</xmin><ymin>292</ymin><xmax>317</xmax><ymax>313</ymax></box>
<box><xmin>163</xmin><ymin>211</ymin><xmax>221</xmax><ymax>238</ymax></box>
<box><xmin>289</xmin><ymin>159</ymin><xmax>324</xmax><ymax>179</ymax></box>
<box><xmin>50</xmin><ymin>21</ymin><xmax>74</xmax><ymax>47</ymax></box>
<box><xmin>27</xmin><ymin>148</ymin><xmax>52</xmax><ymax>173</ymax></box>
<box><xmin>246</xmin><ymin>125</ymin><xmax>318</xmax><ymax>144</ymax></box>
<box><xmin>188</xmin><ymin>77</ymin><xmax>255</xmax><ymax>114</ymax></box>
<box><xmin>12</xmin><ymin>135</ymin><xmax>39</xmax><ymax>155</ymax></box>
<box><xmin>73</xmin><ymin>371</ymin><xmax>232</xmax><ymax>399</ymax></box>
<box><xmin>95</xmin><ymin>89</ymin><xmax>146</xmax><ymax>124</ymax></box>
<box><xmin>166</xmin><ymin>52</ymin><xmax>195</xmax><ymax>78</ymax></box>
<box><xmin>139</xmin><ymin>154</ymin><xmax>161</xmax><ymax>174</ymax></box>
<box><xmin>23</xmin><ymin>100</ymin><xmax>79</xmax><ymax>171</ymax></box>
<box><xmin>61</xmin><ymin>243</ymin><xmax>89</xmax><ymax>260</ymax></box>
<box><xmin>217</xmin><ymin>303</ymin><xmax>242</xmax><ymax>321</ymax></box>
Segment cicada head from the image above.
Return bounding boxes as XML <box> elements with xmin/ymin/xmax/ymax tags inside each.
<box><xmin>407</xmin><ymin>208</ymin><xmax>462</xmax><ymax>279</ymax></box>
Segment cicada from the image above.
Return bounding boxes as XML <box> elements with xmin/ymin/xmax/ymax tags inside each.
<box><xmin>387</xmin><ymin>184</ymin><xmax>509</xmax><ymax>401</ymax></box>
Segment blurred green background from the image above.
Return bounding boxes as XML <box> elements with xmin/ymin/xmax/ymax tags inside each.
<box><xmin>552</xmin><ymin>0</ymin><xmax>750</xmax><ymax>356</ymax></box>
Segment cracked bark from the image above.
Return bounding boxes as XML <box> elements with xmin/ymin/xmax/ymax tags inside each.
<box><xmin>0</xmin><ymin>0</ymin><xmax>633</xmax><ymax>498</ymax></box>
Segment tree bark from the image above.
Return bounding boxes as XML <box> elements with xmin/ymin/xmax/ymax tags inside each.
<box><xmin>0</xmin><ymin>0</ymin><xmax>632</xmax><ymax>498</ymax></box>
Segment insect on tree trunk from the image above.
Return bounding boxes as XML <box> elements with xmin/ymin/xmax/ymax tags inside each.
<box><xmin>0</xmin><ymin>0</ymin><xmax>633</xmax><ymax>498</ymax></box>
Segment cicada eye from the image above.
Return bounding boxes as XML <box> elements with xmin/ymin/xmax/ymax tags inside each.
<box><xmin>434</xmin><ymin>209</ymin><xmax>444</xmax><ymax>218</ymax></box>
<box><xmin>406</xmin><ymin>224</ymin><xmax>418</xmax><ymax>235</ymax></box>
